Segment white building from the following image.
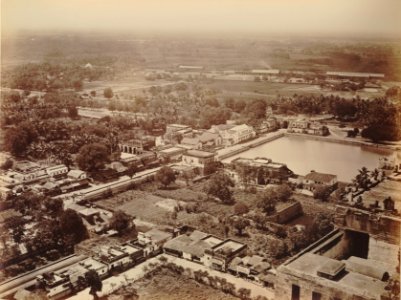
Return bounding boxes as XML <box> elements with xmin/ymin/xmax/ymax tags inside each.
<box><xmin>182</xmin><ymin>150</ymin><xmax>216</xmax><ymax>168</ymax></box>
<box><xmin>209</xmin><ymin>124</ymin><xmax>256</xmax><ymax>146</ymax></box>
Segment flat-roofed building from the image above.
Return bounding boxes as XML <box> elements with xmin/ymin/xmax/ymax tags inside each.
<box><xmin>157</xmin><ymin>146</ymin><xmax>186</xmax><ymax>162</ymax></box>
<box><xmin>209</xmin><ymin>124</ymin><xmax>256</xmax><ymax>146</ymax></box>
<box><xmin>138</xmin><ymin>228</ymin><xmax>173</xmax><ymax>256</ymax></box>
<box><xmin>275</xmin><ymin>228</ymin><xmax>398</xmax><ymax>300</ymax></box>
<box><xmin>46</xmin><ymin>164</ymin><xmax>69</xmax><ymax>178</ymax></box>
<box><xmin>230</xmin><ymin>157</ymin><xmax>293</xmax><ymax>184</ymax></box>
<box><xmin>182</xmin><ymin>150</ymin><xmax>216</xmax><ymax>168</ymax></box>
<box><xmin>203</xmin><ymin>239</ymin><xmax>247</xmax><ymax>272</ymax></box>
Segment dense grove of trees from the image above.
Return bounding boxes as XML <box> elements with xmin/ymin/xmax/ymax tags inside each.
<box><xmin>275</xmin><ymin>93</ymin><xmax>400</xmax><ymax>141</ymax></box>
<box><xmin>76</xmin><ymin>143</ymin><xmax>110</xmax><ymax>172</ymax></box>
<box><xmin>4</xmin><ymin>62</ymin><xmax>108</xmax><ymax>91</ymax></box>
<box><xmin>204</xmin><ymin>172</ymin><xmax>235</xmax><ymax>204</ymax></box>
<box><xmin>109</xmin><ymin>210</ymin><xmax>136</xmax><ymax>236</ymax></box>
<box><xmin>3</xmin><ymin>192</ymin><xmax>88</xmax><ymax>258</ymax></box>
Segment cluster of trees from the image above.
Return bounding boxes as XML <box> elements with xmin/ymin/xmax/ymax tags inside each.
<box><xmin>155</xmin><ymin>166</ymin><xmax>177</xmax><ymax>188</ymax></box>
<box><xmin>253</xmin><ymin>213</ymin><xmax>334</xmax><ymax>259</ymax></box>
<box><xmin>1</xmin><ymin>90</ymin><xmax>80</xmax><ymax>124</ymax></box>
<box><xmin>6</xmin><ymin>62</ymin><xmax>107</xmax><ymax>91</ymax></box>
<box><xmin>109</xmin><ymin>210</ymin><xmax>136</xmax><ymax>236</ymax></box>
<box><xmin>257</xmin><ymin>185</ymin><xmax>293</xmax><ymax>215</ymax></box>
<box><xmin>204</xmin><ymin>173</ymin><xmax>235</xmax><ymax>204</ymax></box>
<box><xmin>3</xmin><ymin>114</ymin><xmax>127</xmax><ymax>172</ymax></box>
<box><xmin>275</xmin><ymin>93</ymin><xmax>400</xmax><ymax>142</ymax></box>
<box><xmin>5</xmin><ymin>191</ymin><xmax>88</xmax><ymax>253</ymax></box>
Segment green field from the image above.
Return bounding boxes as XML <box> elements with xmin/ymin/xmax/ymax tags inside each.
<box><xmin>203</xmin><ymin>79</ymin><xmax>385</xmax><ymax>100</ymax></box>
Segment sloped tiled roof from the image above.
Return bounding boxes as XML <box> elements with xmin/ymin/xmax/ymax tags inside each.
<box><xmin>304</xmin><ymin>171</ymin><xmax>337</xmax><ymax>183</ymax></box>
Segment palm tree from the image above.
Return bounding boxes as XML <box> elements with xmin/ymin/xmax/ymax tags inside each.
<box><xmin>372</xmin><ymin>168</ymin><xmax>379</xmax><ymax>181</ymax></box>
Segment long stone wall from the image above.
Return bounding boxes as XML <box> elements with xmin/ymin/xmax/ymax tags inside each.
<box><xmin>218</xmin><ymin>132</ymin><xmax>285</xmax><ymax>160</ymax></box>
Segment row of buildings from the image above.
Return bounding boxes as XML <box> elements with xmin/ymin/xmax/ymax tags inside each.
<box><xmin>37</xmin><ymin>209</ymin><xmax>400</xmax><ymax>300</ymax></box>
<box><xmin>37</xmin><ymin>228</ymin><xmax>173</xmax><ymax>299</ymax></box>
<box><xmin>36</xmin><ymin>227</ymin><xmax>267</xmax><ymax>299</ymax></box>
<box><xmin>226</xmin><ymin>156</ymin><xmax>338</xmax><ymax>192</ymax></box>
<box><xmin>0</xmin><ymin>161</ymin><xmax>88</xmax><ymax>198</ymax></box>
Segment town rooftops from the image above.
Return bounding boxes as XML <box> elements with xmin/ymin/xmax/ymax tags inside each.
<box><xmin>251</xmin><ymin>69</ymin><xmax>280</xmax><ymax>74</ymax></box>
<box><xmin>184</xmin><ymin>150</ymin><xmax>216</xmax><ymax>158</ymax></box>
<box><xmin>178</xmin><ymin>65</ymin><xmax>204</xmax><ymax>70</ymax></box>
<box><xmin>79</xmin><ymin>257</ymin><xmax>107</xmax><ymax>272</ymax></box>
<box><xmin>164</xmin><ymin>233</ymin><xmax>214</xmax><ymax>258</ymax></box>
<box><xmin>326</xmin><ymin>71</ymin><xmax>384</xmax><ymax>78</ymax></box>
<box><xmin>13</xmin><ymin>161</ymin><xmax>42</xmax><ymax>173</ymax></box>
<box><xmin>198</xmin><ymin>132</ymin><xmax>219</xmax><ymax>142</ymax></box>
<box><xmin>304</xmin><ymin>171</ymin><xmax>337</xmax><ymax>184</ymax></box>
<box><xmin>181</xmin><ymin>137</ymin><xmax>200</xmax><ymax>146</ymax></box>
<box><xmin>166</xmin><ymin>124</ymin><xmax>192</xmax><ymax>130</ymax></box>
<box><xmin>211</xmin><ymin>124</ymin><xmax>236</xmax><ymax>131</ymax></box>
<box><xmin>46</xmin><ymin>164</ymin><xmax>67</xmax><ymax>171</ymax></box>
<box><xmin>228</xmin><ymin>124</ymin><xmax>253</xmax><ymax>133</ymax></box>
<box><xmin>142</xmin><ymin>228</ymin><xmax>172</xmax><ymax>243</ymax></box>
<box><xmin>164</xmin><ymin>230</ymin><xmax>225</xmax><ymax>258</ymax></box>
<box><xmin>232</xmin><ymin>157</ymin><xmax>287</xmax><ymax>169</ymax></box>
<box><xmin>67</xmin><ymin>169</ymin><xmax>86</xmax><ymax>179</ymax></box>
<box><xmin>159</xmin><ymin>147</ymin><xmax>186</xmax><ymax>154</ymax></box>
<box><xmin>212</xmin><ymin>239</ymin><xmax>246</xmax><ymax>254</ymax></box>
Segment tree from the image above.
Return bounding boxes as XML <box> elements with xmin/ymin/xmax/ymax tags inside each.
<box><xmin>203</xmin><ymin>161</ymin><xmax>223</xmax><ymax>176</ymax></box>
<box><xmin>155</xmin><ymin>166</ymin><xmax>176</xmax><ymax>188</ymax></box>
<box><xmin>230</xmin><ymin>217</ymin><xmax>250</xmax><ymax>236</ymax></box>
<box><xmin>1</xmin><ymin>158</ymin><xmax>13</xmax><ymax>170</ymax></box>
<box><xmin>103</xmin><ymin>87</ymin><xmax>113</xmax><ymax>99</ymax></box>
<box><xmin>257</xmin><ymin>189</ymin><xmax>278</xmax><ymax>215</ymax></box>
<box><xmin>68</xmin><ymin>106</ymin><xmax>79</xmax><ymax>119</ymax></box>
<box><xmin>59</xmin><ymin>209</ymin><xmax>88</xmax><ymax>247</ymax></box>
<box><xmin>109</xmin><ymin>210</ymin><xmax>135</xmax><ymax>236</ymax></box>
<box><xmin>238</xmin><ymin>287</ymin><xmax>251</xmax><ymax>300</ymax></box>
<box><xmin>85</xmin><ymin>270</ymin><xmax>102</xmax><ymax>299</ymax></box>
<box><xmin>204</xmin><ymin>172</ymin><xmax>235</xmax><ymax>204</ymax></box>
<box><xmin>4</xmin><ymin>216</ymin><xmax>25</xmax><ymax>243</ymax></box>
<box><xmin>308</xmin><ymin>213</ymin><xmax>333</xmax><ymax>241</ymax></box>
<box><xmin>4</xmin><ymin>125</ymin><xmax>36</xmax><ymax>157</ymax></box>
<box><xmin>313</xmin><ymin>185</ymin><xmax>332</xmax><ymax>201</ymax></box>
<box><xmin>275</xmin><ymin>184</ymin><xmax>293</xmax><ymax>202</ymax></box>
<box><xmin>76</xmin><ymin>143</ymin><xmax>110</xmax><ymax>172</ymax></box>
<box><xmin>267</xmin><ymin>238</ymin><xmax>288</xmax><ymax>259</ymax></box>
<box><xmin>43</xmin><ymin>197</ymin><xmax>64</xmax><ymax>216</ymax></box>
<box><xmin>234</xmin><ymin>202</ymin><xmax>249</xmax><ymax>215</ymax></box>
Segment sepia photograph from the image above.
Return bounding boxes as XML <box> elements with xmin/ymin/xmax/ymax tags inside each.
<box><xmin>0</xmin><ymin>0</ymin><xmax>400</xmax><ymax>299</ymax></box>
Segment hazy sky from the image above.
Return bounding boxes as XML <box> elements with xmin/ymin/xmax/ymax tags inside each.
<box><xmin>2</xmin><ymin>0</ymin><xmax>401</xmax><ymax>37</ymax></box>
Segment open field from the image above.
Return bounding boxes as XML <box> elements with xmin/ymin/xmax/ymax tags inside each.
<box><xmin>96</xmin><ymin>190</ymin><xmax>177</xmax><ymax>224</ymax></box>
<box><xmin>133</xmin><ymin>269</ymin><xmax>240</xmax><ymax>300</ymax></box>
<box><xmin>202</xmin><ymin>79</ymin><xmax>385</xmax><ymax>100</ymax></box>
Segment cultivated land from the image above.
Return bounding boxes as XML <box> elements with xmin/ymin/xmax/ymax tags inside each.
<box><xmin>1</xmin><ymin>31</ymin><xmax>400</xmax><ymax>300</ymax></box>
<box><xmin>201</xmin><ymin>79</ymin><xmax>385</xmax><ymax>100</ymax></box>
<box><xmin>134</xmin><ymin>269</ymin><xmax>240</xmax><ymax>300</ymax></box>
<box><xmin>96</xmin><ymin>190</ymin><xmax>176</xmax><ymax>224</ymax></box>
